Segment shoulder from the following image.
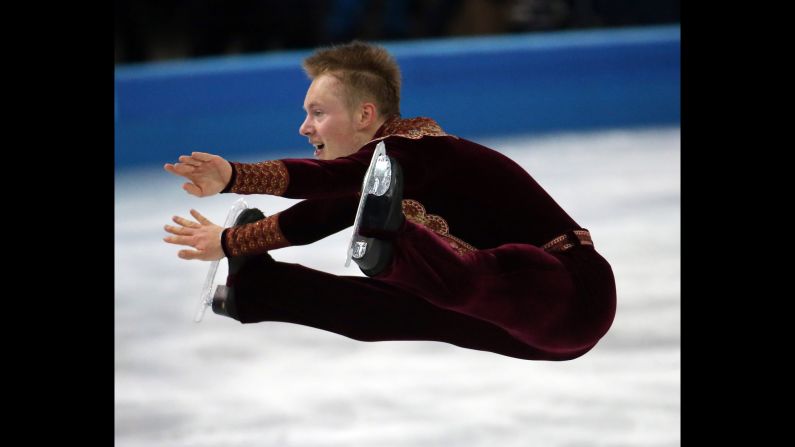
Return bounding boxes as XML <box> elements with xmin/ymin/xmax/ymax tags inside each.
<box><xmin>351</xmin><ymin>116</ymin><xmax>461</xmax><ymax>162</ymax></box>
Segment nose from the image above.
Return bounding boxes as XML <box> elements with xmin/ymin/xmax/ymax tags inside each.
<box><xmin>299</xmin><ymin>115</ymin><xmax>312</xmax><ymax>137</ymax></box>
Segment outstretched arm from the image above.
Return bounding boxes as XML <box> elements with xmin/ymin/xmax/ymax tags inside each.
<box><xmin>164</xmin><ymin>152</ymin><xmax>233</xmax><ymax>197</ymax></box>
<box><xmin>163</xmin><ymin>196</ymin><xmax>359</xmax><ymax>260</ymax></box>
<box><xmin>221</xmin><ymin>138</ymin><xmax>427</xmax><ymax>200</ymax></box>
<box><xmin>221</xmin><ymin>195</ymin><xmax>359</xmax><ymax>256</ymax></box>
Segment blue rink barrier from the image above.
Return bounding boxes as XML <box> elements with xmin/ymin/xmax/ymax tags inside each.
<box><xmin>115</xmin><ymin>25</ymin><xmax>679</xmax><ymax>169</ymax></box>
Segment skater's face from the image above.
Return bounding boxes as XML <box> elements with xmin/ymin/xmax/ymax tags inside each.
<box><xmin>300</xmin><ymin>74</ymin><xmax>375</xmax><ymax>160</ymax></box>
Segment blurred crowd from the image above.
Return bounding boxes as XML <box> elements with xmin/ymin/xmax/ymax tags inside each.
<box><xmin>115</xmin><ymin>0</ymin><xmax>679</xmax><ymax>64</ymax></box>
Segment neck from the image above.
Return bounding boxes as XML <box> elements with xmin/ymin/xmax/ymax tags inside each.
<box><xmin>355</xmin><ymin>116</ymin><xmax>389</xmax><ymax>147</ymax></box>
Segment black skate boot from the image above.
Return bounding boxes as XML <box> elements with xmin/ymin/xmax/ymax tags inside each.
<box><xmin>212</xmin><ymin>207</ymin><xmax>266</xmax><ymax>319</ymax></box>
<box><xmin>351</xmin><ymin>154</ymin><xmax>404</xmax><ymax>277</ymax></box>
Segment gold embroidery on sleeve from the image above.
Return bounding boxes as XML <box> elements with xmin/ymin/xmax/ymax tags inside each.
<box><xmin>230</xmin><ymin>160</ymin><xmax>289</xmax><ymax>196</ymax></box>
<box><xmin>225</xmin><ymin>212</ymin><xmax>290</xmax><ymax>256</ymax></box>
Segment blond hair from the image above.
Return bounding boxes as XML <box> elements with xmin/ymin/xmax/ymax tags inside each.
<box><xmin>302</xmin><ymin>41</ymin><xmax>401</xmax><ymax>118</ymax></box>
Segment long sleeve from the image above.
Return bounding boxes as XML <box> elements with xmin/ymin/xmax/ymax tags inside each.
<box><xmin>277</xmin><ymin>195</ymin><xmax>359</xmax><ymax>245</ymax></box>
<box><xmin>221</xmin><ymin>195</ymin><xmax>360</xmax><ymax>257</ymax></box>
<box><xmin>219</xmin><ymin>150</ymin><xmax>371</xmax><ymax>199</ymax></box>
<box><xmin>221</xmin><ymin>117</ymin><xmax>446</xmax><ymax>200</ymax></box>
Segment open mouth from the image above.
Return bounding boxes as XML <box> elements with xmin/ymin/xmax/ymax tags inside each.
<box><xmin>313</xmin><ymin>143</ymin><xmax>325</xmax><ymax>157</ymax></box>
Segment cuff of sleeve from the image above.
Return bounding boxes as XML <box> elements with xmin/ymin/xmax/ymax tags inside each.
<box><xmin>220</xmin><ymin>163</ymin><xmax>238</xmax><ymax>194</ymax></box>
<box><xmin>220</xmin><ymin>228</ymin><xmax>232</xmax><ymax>257</ymax></box>
<box><xmin>223</xmin><ymin>213</ymin><xmax>291</xmax><ymax>256</ymax></box>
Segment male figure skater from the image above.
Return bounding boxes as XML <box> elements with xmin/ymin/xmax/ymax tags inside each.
<box><xmin>164</xmin><ymin>41</ymin><xmax>616</xmax><ymax>361</ymax></box>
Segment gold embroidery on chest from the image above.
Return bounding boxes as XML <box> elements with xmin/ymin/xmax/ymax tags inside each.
<box><xmin>401</xmin><ymin>199</ymin><xmax>449</xmax><ymax>234</ymax></box>
<box><xmin>541</xmin><ymin>230</ymin><xmax>593</xmax><ymax>253</ymax></box>
<box><xmin>401</xmin><ymin>199</ymin><xmax>476</xmax><ymax>256</ymax></box>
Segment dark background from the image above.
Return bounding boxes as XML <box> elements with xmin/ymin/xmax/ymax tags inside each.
<box><xmin>115</xmin><ymin>0</ymin><xmax>679</xmax><ymax>64</ymax></box>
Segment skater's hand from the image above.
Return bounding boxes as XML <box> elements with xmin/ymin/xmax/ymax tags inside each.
<box><xmin>164</xmin><ymin>152</ymin><xmax>232</xmax><ymax>197</ymax></box>
<box><xmin>163</xmin><ymin>209</ymin><xmax>225</xmax><ymax>261</ymax></box>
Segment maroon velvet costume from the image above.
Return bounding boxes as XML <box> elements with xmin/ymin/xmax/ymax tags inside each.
<box><xmin>219</xmin><ymin>117</ymin><xmax>616</xmax><ymax>361</ymax></box>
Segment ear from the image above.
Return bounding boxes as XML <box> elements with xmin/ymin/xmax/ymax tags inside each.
<box><xmin>357</xmin><ymin>102</ymin><xmax>378</xmax><ymax>130</ymax></box>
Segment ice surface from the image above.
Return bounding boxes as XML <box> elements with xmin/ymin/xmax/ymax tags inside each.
<box><xmin>115</xmin><ymin>126</ymin><xmax>680</xmax><ymax>446</ymax></box>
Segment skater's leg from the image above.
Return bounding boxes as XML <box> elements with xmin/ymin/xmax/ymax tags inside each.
<box><xmin>346</xmin><ymin>156</ymin><xmax>612</xmax><ymax>354</ymax></box>
<box><xmin>379</xmin><ymin>221</ymin><xmax>615</xmax><ymax>354</ymax></box>
<box><xmin>229</xmin><ymin>254</ymin><xmax>588</xmax><ymax>360</ymax></box>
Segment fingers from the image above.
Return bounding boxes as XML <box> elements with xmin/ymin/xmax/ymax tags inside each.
<box><xmin>163</xmin><ymin>234</ymin><xmax>193</xmax><ymax>246</ymax></box>
<box><xmin>169</xmin><ymin>212</ymin><xmax>214</xmax><ymax>228</ymax></box>
<box><xmin>178</xmin><ymin>155</ymin><xmax>202</xmax><ymax>167</ymax></box>
<box><xmin>178</xmin><ymin>248</ymin><xmax>215</xmax><ymax>260</ymax></box>
<box><xmin>190</xmin><ymin>209</ymin><xmax>213</xmax><ymax>225</ymax></box>
<box><xmin>178</xmin><ymin>249</ymin><xmax>203</xmax><ymax>260</ymax></box>
<box><xmin>172</xmin><ymin>215</ymin><xmax>200</xmax><ymax>228</ymax></box>
<box><xmin>166</xmin><ymin>154</ymin><xmax>206</xmax><ymax>167</ymax></box>
<box><xmin>183</xmin><ymin>183</ymin><xmax>202</xmax><ymax>197</ymax></box>
<box><xmin>165</xmin><ymin>162</ymin><xmax>196</xmax><ymax>178</ymax></box>
<box><xmin>164</xmin><ymin>216</ymin><xmax>197</xmax><ymax>245</ymax></box>
<box><xmin>165</xmin><ymin>153</ymin><xmax>216</xmax><ymax>173</ymax></box>
<box><xmin>164</xmin><ymin>211</ymin><xmax>220</xmax><ymax>260</ymax></box>
<box><xmin>191</xmin><ymin>152</ymin><xmax>215</xmax><ymax>162</ymax></box>
<box><xmin>163</xmin><ymin>224</ymin><xmax>192</xmax><ymax>236</ymax></box>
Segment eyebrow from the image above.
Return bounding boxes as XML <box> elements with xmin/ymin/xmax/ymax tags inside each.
<box><xmin>303</xmin><ymin>101</ymin><xmax>322</xmax><ymax>111</ymax></box>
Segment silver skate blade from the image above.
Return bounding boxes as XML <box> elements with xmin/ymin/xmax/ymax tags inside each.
<box><xmin>194</xmin><ymin>198</ymin><xmax>249</xmax><ymax>322</ymax></box>
<box><xmin>345</xmin><ymin>141</ymin><xmax>387</xmax><ymax>267</ymax></box>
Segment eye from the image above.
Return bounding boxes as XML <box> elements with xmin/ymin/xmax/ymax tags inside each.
<box><xmin>312</xmin><ymin>110</ymin><xmax>324</xmax><ymax>117</ymax></box>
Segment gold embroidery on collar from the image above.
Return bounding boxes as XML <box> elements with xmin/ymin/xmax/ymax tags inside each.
<box><xmin>401</xmin><ymin>199</ymin><xmax>476</xmax><ymax>256</ymax></box>
<box><xmin>373</xmin><ymin>117</ymin><xmax>454</xmax><ymax>142</ymax></box>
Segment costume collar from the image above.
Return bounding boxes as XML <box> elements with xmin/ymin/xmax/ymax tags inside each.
<box><xmin>371</xmin><ymin>116</ymin><xmax>449</xmax><ymax>142</ymax></box>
